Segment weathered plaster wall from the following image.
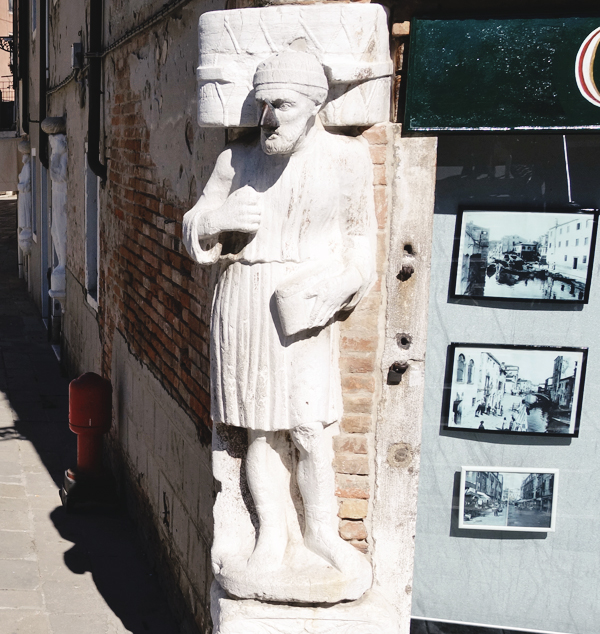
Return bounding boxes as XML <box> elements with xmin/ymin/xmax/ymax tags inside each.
<box><xmin>372</xmin><ymin>128</ymin><xmax>437</xmax><ymax>632</ymax></box>
<box><xmin>111</xmin><ymin>329</ymin><xmax>214</xmax><ymax>632</ymax></box>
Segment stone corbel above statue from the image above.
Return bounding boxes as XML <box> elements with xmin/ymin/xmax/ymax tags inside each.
<box><xmin>196</xmin><ymin>3</ymin><xmax>392</xmax><ymax>128</ymax></box>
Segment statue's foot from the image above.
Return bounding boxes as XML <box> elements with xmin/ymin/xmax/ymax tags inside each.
<box><xmin>304</xmin><ymin>526</ymin><xmax>371</xmax><ymax>577</ymax></box>
<box><xmin>246</xmin><ymin>525</ymin><xmax>287</xmax><ymax>573</ymax></box>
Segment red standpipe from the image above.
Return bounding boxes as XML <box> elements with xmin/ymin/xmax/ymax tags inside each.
<box><xmin>69</xmin><ymin>372</ymin><xmax>112</xmax><ymax>476</ymax></box>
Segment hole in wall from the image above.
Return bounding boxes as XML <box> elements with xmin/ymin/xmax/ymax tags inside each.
<box><xmin>397</xmin><ymin>244</ymin><xmax>415</xmax><ymax>282</ymax></box>
<box><xmin>396</xmin><ymin>333</ymin><xmax>412</xmax><ymax>349</ymax></box>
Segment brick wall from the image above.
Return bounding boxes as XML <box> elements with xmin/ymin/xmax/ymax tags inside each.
<box><xmin>100</xmin><ymin>33</ymin><xmax>212</xmax><ymax>444</ymax></box>
<box><xmin>336</xmin><ymin>124</ymin><xmax>388</xmax><ymax>553</ymax></box>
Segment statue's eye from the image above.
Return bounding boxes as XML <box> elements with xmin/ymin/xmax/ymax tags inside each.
<box><xmin>277</xmin><ymin>102</ymin><xmax>292</xmax><ymax>111</ymax></box>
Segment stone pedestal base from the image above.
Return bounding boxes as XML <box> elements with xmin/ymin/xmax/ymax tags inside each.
<box><xmin>211</xmin><ymin>581</ymin><xmax>399</xmax><ymax>634</ymax></box>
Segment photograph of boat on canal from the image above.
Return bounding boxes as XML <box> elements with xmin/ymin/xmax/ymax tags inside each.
<box><xmin>411</xmin><ymin>618</ymin><xmax>541</xmax><ymax>634</ymax></box>
<box><xmin>459</xmin><ymin>468</ymin><xmax>558</xmax><ymax>532</ymax></box>
<box><xmin>445</xmin><ymin>344</ymin><xmax>586</xmax><ymax>436</ymax></box>
<box><xmin>453</xmin><ymin>210</ymin><xmax>597</xmax><ymax>302</ymax></box>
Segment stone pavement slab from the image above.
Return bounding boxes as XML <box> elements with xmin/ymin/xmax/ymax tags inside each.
<box><xmin>0</xmin><ymin>196</ymin><xmax>183</xmax><ymax>632</ymax></box>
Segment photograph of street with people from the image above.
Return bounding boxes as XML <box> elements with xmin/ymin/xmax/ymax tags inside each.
<box><xmin>459</xmin><ymin>468</ymin><xmax>558</xmax><ymax>531</ymax></box>
<box><xmin>453</xmin><ymin>210</ymin><xmax>597</xmax><ymax>302</ymax></box>
<box><xmin>445</xmin><ymin>344</ymin><xmax>586</xmax><ymax>436</ymax></box>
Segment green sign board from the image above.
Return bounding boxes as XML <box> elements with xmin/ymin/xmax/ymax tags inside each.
<box><xmin>405</xmin><ymin>17</ymin><xmax>600</xmax><ymax>132</ymax></box>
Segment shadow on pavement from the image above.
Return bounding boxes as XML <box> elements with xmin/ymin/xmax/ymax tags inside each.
<box><xmin>50</xmin><ymin>506</ymin><xmax>181</xmax><ymax>633</ymax></box>
<box><xmin>0</xmin><ymin>197</ymin><xmax>183</xmax><ymax>632</ymax></box>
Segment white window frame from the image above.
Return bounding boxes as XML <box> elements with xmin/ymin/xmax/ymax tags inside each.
<box><xmin>31</xmin><ymin>0</ymin><xmax>37</xmax><ymax>37</ymax></box>
<box><xmin>31</xmin><ymin>148</ymin><xmax>37</xmax><ymax>242</ymax></box>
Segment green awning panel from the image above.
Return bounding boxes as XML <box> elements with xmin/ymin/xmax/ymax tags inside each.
<box><xmin>405</xmin><ymin>18</ymin><xmax>600</xmax><ymax>132</ymax></box>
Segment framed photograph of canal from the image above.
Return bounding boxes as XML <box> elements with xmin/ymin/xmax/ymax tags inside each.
<box><xmin>444</xmin><ymin>344</ymin><xmax>587</xmax><ymax>437</ymax></box>
<box><xmin>451</xmin><ymin>209</ymin><xmax>598</xmax><ymax>303</ymax></box>
<box><xmin>459</xmin><ymin>467</ymin><xmax>559</xmax><ymax>532</ymax></box>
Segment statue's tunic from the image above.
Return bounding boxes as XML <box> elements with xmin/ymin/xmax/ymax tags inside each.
<box><xmin>185</xmin><ymin>130</ymin><xmax>375</xmax><ymax>431</ymax></box>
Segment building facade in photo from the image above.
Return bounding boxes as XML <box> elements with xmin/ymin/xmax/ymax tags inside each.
<box><xmin>454</xmin><ymin>349</ymin><xmax>507</xmax><ymax>420</ymax></box>
<box><xmin>458</xmin><ymin>221</ymin><xmax>489</xmax><ymax>295</ymax></box>
<box><xmin>546</xmin><ymin>216</ymin><xmax>593</xmax><ymax>280</ymax></box>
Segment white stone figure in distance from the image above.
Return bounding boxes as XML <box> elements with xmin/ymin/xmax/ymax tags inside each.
<box><xmin>42</xmin><ymin>117</ymin><xmax>68</xmax><ymax>300</ymax></box>
<box><xmin>17</xmin><ymin>137</ymin><xmax>33</xmax><ymax>255</ymax></box>
<box><xmin>183</xmin><ymin>51</ymin><xmax>376</xmax><ymax>603</ymax></box>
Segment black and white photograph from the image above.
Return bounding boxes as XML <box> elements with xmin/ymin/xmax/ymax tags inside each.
<box><xmin>445</xmin><ymin>344</ymin><xmax>586</xmax><ymax>436</ymax></box>
<box><xmin>411</xmin><ymin>618</ymin><xmax>544</xmax><ymax>634</ymax></box>
<box><xmin>459</xmin><ymin>467</ymin><xmax>558</xmax><ymax>532</ymax></box>
<box><xmin>452</xmin><ymin>210</ymin><xmax>597</xmax><ymax>302</ymax></box>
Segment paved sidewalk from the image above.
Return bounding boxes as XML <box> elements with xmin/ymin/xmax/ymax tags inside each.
<box><xmin>0</xmin><ymin>196</ymin><xmax>182</xmax><ymax>633</ymax></box>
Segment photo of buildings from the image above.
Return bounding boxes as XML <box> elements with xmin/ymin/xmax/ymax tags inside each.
<box><xmin>454</xmin><ymin>211</ymin><xmax>596</xmax><ymax>302</ymax></box>
<box><xmin>447</xmin><ymin>345</ymin><xmax>586</xmax><ymax>435</ymax></box>
<box><xmin>460</xmin><ymin>469</ymin><xmax>558</xmax><ymax>531</ymax></box>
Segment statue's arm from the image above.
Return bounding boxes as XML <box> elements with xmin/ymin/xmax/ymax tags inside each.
<box><xmin>183</xmin><ymin>147</ymin><xmax>260</xmax><ymax>265</ymax></box>
<box><xmin>18</xmin><ymin>163</ymin><xmax>31</xmax><ymax>192</ymax></box>
<box><xmin>183</xmin><ymin>149</ymin><xmax>235</xmax><ymax>264</ymax></box>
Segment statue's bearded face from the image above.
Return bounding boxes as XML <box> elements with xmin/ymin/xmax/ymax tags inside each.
<box><xmin>255</xmin><ymin>88</ymin><xmax>320</xmax><ymax>155</ymax></box>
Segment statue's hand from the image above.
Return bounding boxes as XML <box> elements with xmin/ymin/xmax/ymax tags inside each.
<box><xmin>207</xmin><ymin>185</ymin><xmax>261</xmax><ymax>234</ymax></box>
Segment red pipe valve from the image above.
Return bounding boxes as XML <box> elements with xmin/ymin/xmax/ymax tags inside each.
<box><xmin>69</xmin><ymin>372</ymin><xmax>112</xmax><ymax>476</ymax></box>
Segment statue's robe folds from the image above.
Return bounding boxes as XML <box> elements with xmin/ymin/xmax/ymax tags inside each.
<box><xmin>184</xmin><ymin>130</ymin><xmax>375</xmax><ymax>431</ymax></box>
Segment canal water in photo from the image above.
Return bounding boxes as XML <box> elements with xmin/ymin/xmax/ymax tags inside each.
<box><xmin>527</xmin><ymin>406</ymin><xmax>571</xmax><ymax>434</ymax></box>
<box><xmin>483</xmin><ymin>272</ymin><xmax>582</xmax><ymax>301</ymax></box>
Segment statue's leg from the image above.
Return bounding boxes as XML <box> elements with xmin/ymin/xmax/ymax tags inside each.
<box><xmin>291</xmin><ymin>423</ymin><xmax>367</xmax><ymax>574</ymax></box>
<box><xmin>246</xmin><ymin>429</ymin><xmax>289</xmax><ymax>571</ymax></box>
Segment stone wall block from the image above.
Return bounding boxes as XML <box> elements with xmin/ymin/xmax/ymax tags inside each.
<box><xmin>335</xmin><ymin>474</ymin><xmax>370</xmax><ymax>499</ymax></box>
<box><xmin>340</xmin><ymin>335</ymin><xmax>379</xmax><ymax>353</ymax></box>
<box><xmin>333</xmin><ymin>452</ymin><xmax>370</xmax><ymax>475</ymax></box>
<box><xmin>362</xmin><ymin>123</ymin><xmax>388</xmax><ymax>145</ymax></box>
<box><xmin>340</xmin><ymin>354</ymin><xmax>376</xmax><ymax>375</ymax></box>
<box><xmin>341</xmin><ymin>414</ymin><xmax>372</xmax><ymax>434</ymax></box>
<box><xmin>338</xmin><ymin>498</ymin><xmax>369</xmax><ymax>519</ymax></box>
<box><xmin>341</xmin><ymin>373</ymin><xmax>376</xmax><ymax>392</ymax></box>
<box><xmin>339</xmin><ymin>519</ymin><xmax>368</xmax><ymax>541</ymax></box>
<box><xmin>333</xmin><ymin>434</ymin><xmax>368</xmax><ymax>454</ymax></box>
<box><xmin>369</xmin><ymin>144</ymin><xmax>387</xmax><ymax>165</ymax></box>
<box><xmin>373</xmin><ymin>164</ymin><xmax>387</xmax><ymax>186</ymax></box>
<box><xmin>343</xmin><ymin>393</ymin><xmax>374</xmax><ymax>415</ymax></box>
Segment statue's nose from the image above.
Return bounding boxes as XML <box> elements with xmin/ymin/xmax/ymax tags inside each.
<box><xmin>260</xmin><ymin>103</ymin><xmax>278</xmax><ymax>129</ymax></box>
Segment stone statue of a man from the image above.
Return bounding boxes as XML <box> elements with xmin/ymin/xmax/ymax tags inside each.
<box><xmin>48</xmin><ymin>133</ymin><xmax>68</xmax><ymax>299</ymax></box>
<box><xmin>183</xmin><ymin>50</ymin><xmax>376</xmax><ymax>601</ymax></box>
<box><xmin>17</xmin><ymin>138</ymin><xmax>33</xmax><ymax>256</ymax></box>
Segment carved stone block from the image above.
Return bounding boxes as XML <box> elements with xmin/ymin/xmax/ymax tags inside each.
<box><xmin>197</xmin><ymin>4</ymin><xmax>392</xmax><ymax>127</ymax></box>
<box><xmin>211</xmin><ymin>581</ymin><xmax>400</xmax><ymax>634</ymax></box>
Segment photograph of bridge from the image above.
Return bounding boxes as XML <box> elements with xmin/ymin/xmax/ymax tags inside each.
<box><xmin>445</xmin><ymin>344</ymin><xmax>586</xmax><ymax>436</ymax></box>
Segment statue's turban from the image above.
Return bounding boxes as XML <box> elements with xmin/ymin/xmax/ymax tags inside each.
<box><xmin>253</xmin><ymin>51</ymin><xmax>328</xmax><ymax>103</ymax></box>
